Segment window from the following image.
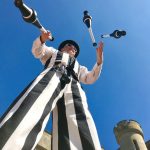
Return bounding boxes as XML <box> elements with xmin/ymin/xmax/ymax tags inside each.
<box><xmin>133</xmin><ymin>139</ymin><xmax>140</xmax><ymax>150</ymax></box>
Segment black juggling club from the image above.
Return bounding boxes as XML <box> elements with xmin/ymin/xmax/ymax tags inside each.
<box><xmin>83</xmin><ymin>11</ymin><xmax>97</xmax><ymax>47</ymax></box>
<box><xmin>101</xmin><ymin>30</ymin><xmax>126</xmax><ymax>39</ymax></box>
<box><xmin>14</xmin><ymin>0</ymin><xmax>54</xmax><ymax>41</ymax></box>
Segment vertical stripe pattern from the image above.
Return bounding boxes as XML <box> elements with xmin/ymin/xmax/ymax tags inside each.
<box><xmin>22</xmin><ymin>80</ymin><xmax>66</xmax><ymax>150</ymax></box>
<box><xmin>71</xmin><ymin>79</ymin><xmax>95</xmax><ymax>150</ymax></box>
<box><xmin>52</xmin><ymin>79</ymin><xmax>101</xmax><ymax>150</ymax></box>
<box><xmin>0</xmin><ymin>68</ymin><xmax>51</xmax><ymax>127</ymax></box>
<box><xmin>0</xmin><ymin>68</ymin><xmax>67</xmax><ymax>150</ymax></box>
<box><xmin>52</xmin><ymin>95</ymin><xmax>71</xmax><ymax>150</ymax></box>
<box><xmin>71</xmin><ymin>79</ymin><xmax>101</xmax><ymax>150</ymax></box>
<box><xmin>52</xmin><ymin>105</ymin><xmax>59</xmax><ymax>150</ymax></box>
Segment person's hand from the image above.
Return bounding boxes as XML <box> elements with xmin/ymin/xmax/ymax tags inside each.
<box><xmin>40</xmin><ymin>30</ymin><xmax>52</xmax><ymax>43</ymax></box>
<box><xmin>96</xmin><ymin>41</ymin><xmax>104</xmax><ymax>65</ymax></box>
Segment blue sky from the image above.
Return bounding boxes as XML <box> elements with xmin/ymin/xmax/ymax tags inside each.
<box><xmin>0</xmin><ymin>0</ymin><xmax>150</xmax><ymax>149</ymax></box>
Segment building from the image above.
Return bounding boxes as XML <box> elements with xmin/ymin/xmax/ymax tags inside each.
<box><xmin>35</xmin><ymin>131</ymin><xmax>51</xmax><ymax>150</ymax></box>
<box><xmin>114</xmin><ymin>120</ymin><xmax>149</xmax><ymax>150</ymax></box>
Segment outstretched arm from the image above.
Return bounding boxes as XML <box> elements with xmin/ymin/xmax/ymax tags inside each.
<box><xmin>79</xmin><ymin>41</ymin><xmax>104</xmax><ymax>84</ymax></box>
<box><xmin>32</xmin><ymin>31</ymin><xmax>56</xmax><ymax>65</ymax></box>
<box><xmin>32</xmin><ymin>31</ymin><xmax>71</xmax><ymax>66</ymax></box>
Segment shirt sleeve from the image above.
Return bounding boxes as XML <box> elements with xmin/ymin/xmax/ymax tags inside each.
<box><xmin>79</xmin><ymin>63</ymin><xmax>103</xmax><ymax>84</ymax></box>
<box><xmin>32</xmin><ymin>37</ymin><xmax>57</xmax><ymax>59</ymax></box>
<box><xmin>31</xmin><ymin>37</ymin><xmax>71</xmax><ymax>66</ymax></box>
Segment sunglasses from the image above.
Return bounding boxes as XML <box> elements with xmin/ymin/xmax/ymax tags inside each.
<box><xmin>64</xmin><ymin>44</ymin><xmax>77</xmax><ymax>52</ymax></box>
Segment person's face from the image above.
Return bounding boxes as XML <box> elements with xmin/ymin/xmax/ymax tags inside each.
<box><xmin>61</xmin><ymin>43</ymin><xmax>77</xmax><ymax>57</ymax></box>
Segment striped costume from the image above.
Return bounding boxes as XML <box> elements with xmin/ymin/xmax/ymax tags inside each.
<box><xmin>0</xmin><ymin>37</ymin><xmax>102</xmax><ymax>150</ymax></box>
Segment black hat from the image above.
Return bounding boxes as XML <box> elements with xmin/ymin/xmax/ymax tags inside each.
<box><xmin>58</xmin><ymin>40</ymin><xmax>80</xmax><ymax>57</ymax></box>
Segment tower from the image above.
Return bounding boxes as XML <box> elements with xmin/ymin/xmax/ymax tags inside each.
<box><xmin>114</xmin><ymin>120</ymin><xmax>147</xmax><ymax>150</ymax></box>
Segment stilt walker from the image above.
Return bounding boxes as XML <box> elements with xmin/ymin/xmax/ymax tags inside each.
<box><xmin>0</xmin><ymin>1</ymin><xmax>104</xmax><ymax>149</ymax></box>
<box><xmin>0</xmin><ymin>32</ymin><xmax>103</xmax><ymax>150</ymax></box>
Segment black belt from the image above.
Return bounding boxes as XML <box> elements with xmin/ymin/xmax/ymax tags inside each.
<box><xmin>44</xmin><ymin>58</ymin><xmax>79</xmax><ymax>83</ymax></box>
<box><xmin>66</xmin><ymin>67</ymin><xmax>79</xmax><ymax>82</ymax></box>
<box><xmin>51</xmin><ymin>65</ymin><xmax>79</xmax><ymax>83</ymax></box>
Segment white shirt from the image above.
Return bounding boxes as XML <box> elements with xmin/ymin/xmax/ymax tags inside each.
<box><xmin>32</xmin><ymin>37</ymin><xmax>103</xmax><ymax>84</ymax></box>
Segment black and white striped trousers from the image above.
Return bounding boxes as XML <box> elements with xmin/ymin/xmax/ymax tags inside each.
<box><xmin>0</xmin><ymin>67</ymin><xmax>67</xmax><ymax>150</ymax></box>
<box><xmin>52</xmin><ymin>79</ymin><xmax>101</xmax><ymax>150</ymax></box>
<box><xmin>0</xmin><ymin>67</ymin><xmax>101</xmax><ymax>150</ymax></box>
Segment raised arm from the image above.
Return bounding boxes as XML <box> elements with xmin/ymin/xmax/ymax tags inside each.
<box><xmin>79</xmin><ymin>41</ymin><xmax>104</xmax><ymax>84</ymax></box>
<box><xmin>32</xmin><ymin>31</ymin><xmax>57</xmax><ymax>65</ymax></box>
